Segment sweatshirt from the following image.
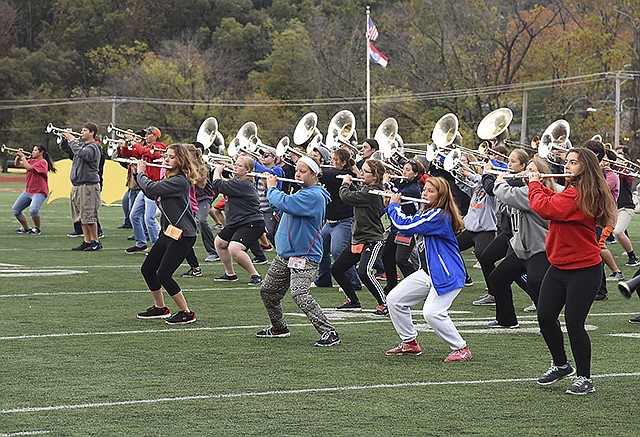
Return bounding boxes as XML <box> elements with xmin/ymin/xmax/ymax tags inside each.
<box><xmin>211</xmin><ymin>177</ymin><xmax>264</xmax><ymax>228</ymax></box>
<box><xmin>457</xmin><ymin>173</ymin><xmax>498</xmax><ymax>232</ymax></box>
<box><xmin>339</xmin><ymin>182</ymin><xmax>385</xmax><ymax>243</ymax></box>
<box><xmin>528</xmin><ymin>181</ymin><xmax>601</xmax><ymax>270</ymax></box>
<box><xmin>320</xmin><ymin>169</ymin><xmax>355</xmax><ymax>221</ymax></box>
<box><xmin>267</xmin><ymin>184</ymin><xmax>331</xmax><ymax>262</ymax></box>
<box><xmin>68</xmin><ymin>140</ymin><xmax>102</xmax><ymax>186</ymax></box>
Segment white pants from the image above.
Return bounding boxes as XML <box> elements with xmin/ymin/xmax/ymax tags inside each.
<box><xmin>387</xmin><ymin>269</ymin><xmax>466</xmax><ymax>350</ymax></box>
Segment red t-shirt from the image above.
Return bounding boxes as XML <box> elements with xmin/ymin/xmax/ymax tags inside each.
<box><xmin>25</xmin><ymin>159</ymin><xmax>49</xmax><ymax>196</ymax></box>
<box><xmin>121</xmin><ymin>141</ymin><xmax>166</xmax><ymax>181</ymax></box>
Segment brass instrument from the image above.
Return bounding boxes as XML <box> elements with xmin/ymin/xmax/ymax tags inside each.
<box><xmin>293</xmin><ymin>112</ymin><xmax>321</xmax><ymax>146</ymax></box>
<box><xmin>196</xmin><ymin>117</ymin><xmax>220</xmax><ymax>153</ymax></box>
<box><xmin>326</xmin><ymin>110</ymin><xmax>357</xmax><ymax>151</ymax></box>
<box><xmin>106</xmin><ymin>123</ymin><xmax>144</xmax><ymax>143</ymax></box>
<box><xmin>227</xmin><ymin>122</ymin><xmax>262</xmax><ymax>161</ymax></box>
<box><xmin>1</xmin><ymin>144</ymin><xmax>32</xmax><ymax>158</ymax></box>
<box><xmin>205</xmin><ymin>153</ymin><xmax>234</xmax><ymax>167</ymax></box>
<box><xmin>276</xmin><ymin>136</ymin><xmax>310</xmax><ymax>166</ymax></box>
<box><xmin>102</xmin><ymin>137</ymin><xmax>125</xmax><ymax>159</ymax></box>
<box><xmin>45</xmin><ymin>123</ymin><xmax>81</xmax><ymax>144</ymax></box>
<box><xmin>477</xmin><ymin>108</ymin><xmax>513</xmax><ymax>142</ymax></box>
<box><xmin>538</xmin><ymin>120</ymin><xmax>571</xmax><ymax>160</ymax></box>
<box><xmin>373</xmin><ymin>118</ymin><xmax>403</xmax><ymax>175</ymax></box>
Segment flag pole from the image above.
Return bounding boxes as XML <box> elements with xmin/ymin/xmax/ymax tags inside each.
<box><xmin>366</xmin><ymin>5</ymin><xmax>371</xmax><ymax>138</ymax></box>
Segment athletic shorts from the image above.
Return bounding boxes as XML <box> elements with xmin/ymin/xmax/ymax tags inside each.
<box><xmin>217</xmin><ymin>221</ymin><xmax>264</xmax><ymax>247</ymax></box>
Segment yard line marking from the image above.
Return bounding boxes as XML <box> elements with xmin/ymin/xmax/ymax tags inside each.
<box><xmin>0</xmin><ymin>269</ymin><xmax>86</xmax><ymax>277</ymax></box>
<box><xmin>0</xmin><ymin>431</ymin><xmax>50</xmax><ymax>436</ymax></box>
<box><xmin>2</xmin><ymin>372</ymin><xmax>639</xmax><ymax>414</ymax></box>
<box><xmin>608</xmin><ymin>333</ymin><xmax>640</xmax><ymax>338</ymax></box>
<box><xmin>0</xmin><ymin>287</ymin><xmax>242</xmax><ymax>298</ymax></box>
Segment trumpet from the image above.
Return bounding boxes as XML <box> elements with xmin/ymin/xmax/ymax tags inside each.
<box><xmin>45</xmin><ymin>123</ymin><xmax>81</xmax><ymax>144</ymax></box>
<box><xmin>102</xmin><ymin>137</ymin><xmax>125</xmax><ymax>159</ymax></box>
<box><xmin>107</xmin><ymin>123</ymin><xmax>143</xmax><ymax>142</ymax></box>
<box><xmin>112</xmin><ymin>157</ymin><xmax>171</xmax><ymax>169</ymax></box>
<box><xmin>1</xmin><ymin>144</ymin><xmax>32</xmax><ymax>158</ymax></box>
<box><xmin>369</xmin><ymin>189</ymin><xmax>430</xmax><ymax>204</ymax></box>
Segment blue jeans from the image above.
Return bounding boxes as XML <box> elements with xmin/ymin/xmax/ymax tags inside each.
<box><xmin>130</xmin><ymin>190</ymin><xmax>159</xmax><ymax>248</ymax></box>
<box><xmin>121</xmin><ymin>189</ymin><xmax>133</xmax><ymax>227</ymax></box>
<box><xmin>316</xmin><ymin>217</ymin><xmax>361</xmax><ymax>289</ymax></box>
<box><xmin>12</xmin><ymin>192</ymin><xmax>46</xmax><ymax>217</ymax></box>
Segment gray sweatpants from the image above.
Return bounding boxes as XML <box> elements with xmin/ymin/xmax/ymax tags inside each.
<box><xmin>387</xmin><ymin>269</ymin><xmax>466</xmax><ymax>350</ymax></box>
<box><xmin>260</xmin><ymin>255</ymin><xmax>335</xmax><ymax>335</ymax></box>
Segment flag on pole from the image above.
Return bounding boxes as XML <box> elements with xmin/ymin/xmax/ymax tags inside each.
<box><xmin>366</xmin><ymin>16</ymin><xmax>379</xmax><ymax>41</ymax></box>
<box><xmin>369</xmin><ymin>42</ymin><xmax>388</xmax><ymax>68</ymax></box>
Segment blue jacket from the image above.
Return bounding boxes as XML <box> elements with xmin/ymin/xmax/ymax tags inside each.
<box><xmin>386</xmin><ymin>203</ymin><xmax>465</xmax><ymax>294</ymax></box>
<box><xmin>267</xmin><ymin>184</ymin><xmax>331</xmax><ymax>262</ymax></box>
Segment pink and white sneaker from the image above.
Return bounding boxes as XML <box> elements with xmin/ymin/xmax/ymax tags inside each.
<box><xmin>444</xmin><ymin>345</ymin><xmax>473</xmax><ymax>362</ymax></box>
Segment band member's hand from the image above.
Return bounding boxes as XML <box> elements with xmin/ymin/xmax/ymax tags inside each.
<box><xmin>496</xmin><ymin>171</ymin><xmax>506</xmax><ymax>182</ymax></box>
<box><xmin>136</xmin><ymin>159</ymin><xmax>147</xmax><ymax>174</ymax></box>
<box><xmin>382</xmin><ymin>173</ymin><xmax>391</xmax><ymax>184</ymax></box>
<box><xmin>342</xmin><ymin>174</ymin><xmax>353</xmax><ymax>185</ymax></box>
<box><xmin>266</xmin><ymin>174</ymin><xmax>278</xmax><ymax>188</ymax></box>
<box><xmin>62</xmin><ymin>130</ymin><xmax>75</xmax><ymax>141</ymax></box>
<box><xmin>528</xmin><ymin>171</ymin><xmax>541</xmax><ymax>183</ymax></box>
<box><xmin>389</xmin><ymin>192</ymin><xmax>402</xmax><ymax>204</ymax></box>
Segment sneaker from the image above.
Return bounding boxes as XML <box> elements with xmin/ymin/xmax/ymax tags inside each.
<box><xmin>252</xmin><ymin>257</ymin><xmax>268</xmax><ymax>265</ymax></box>
<box><xmin>336</xmin><ymin>299</ymin><xmax>361</xmax><ymax>311</ymax></box>
<box><xmin>314</xmin><ymin>330</ymin><xmax>340</xmax><ymax>347</ymax></box>
<box><xmin>256</xmin><ymin>326</ymin><xmax>291</xmax><ymax>338</ymax></box>
<box><xmin>127</xmin><ymin>235</ymin><xmax>135</xmax><ymax>241</ymax></box>
<box><xmin>67</xmin><ymin>231</ymin><xmax>83</xmax><ymax>237</ymax></box>
<box><xmin>165</xmin><ymin>310</ymin><xmax>196</xmax><ymax>325</ymax></box>
<box><xmin>629</xmin><ymin>315</ymin><xmax>640</xmax><ymax>324</ymax></box>
<box><xmin>472</xmin><ymin>294</ymin><xmax>496</xmax><ymax>306</ymax></box>
<box><xmin>27</xmin><ymin>228</ymin><xmax>42</xmax><ymax>235</ymax></box>
<box><xmin>537</xmin><ymin>362</ymin><xmax>576</xmax><ymax>385</ymax></box>
<box><xmin>248</xmin><ymin>275</ymin><xmax>262</xmax><ymax>285</ymax></box>
<box><xmin>444</xmin><ymin>346</ymin><xmax>473</xmax><ymax>362</ymax></box>
<box><xmin>261</xmin><ymin>243</ymin><xmax>273</xmax><ymax>251</ymax></box>
<box><xmin>464</xmin><ymin>275</ymin><xmax>474</xmax><ymax>287</ymax></box>
<box><xmin>15</xmin><ymin>227</ymin><xmax>30</xmax><ymax>234</ymax></box>
<box><xmin>213</xmin><ymin>223</ymin><xmax>223</xmax><ymax>231</ymax></box>
<box><xmin>83</xmin><ymin>240</ymin><xmax>103</xmax><ymax>251</ymax></box>
<box><xmin>71</xmin><ymin>241</ymin><xmax>91</xmax><ymax>251</ymax></box>
<box><xmin>385</xmin><ymin>341</ymin><xmax>421</xmax><ymax>356</ymax></box>
<box><xmin>594</xmin><ymin>292</ymin><xmax>608</xmax><ymax>301</ymax></box>
<box><xmin>181</xmin><ymin>267</ymin><xmax>202</xmax><ymax>277</ymax></box>
<box><xmin>204</xmin><ymin>253</ymin><xmax>220</xmax><ymax>262</ymax></box>
<box><xmin>606</xmin><ymin>271</ymin><xmax>624</xmax><ymax>281</ymax></box>
<box><xmin>125</xmin><ymin>245</ymin><xmax>148</xmax><ymax>254</ymax></box>
<box><xmin>117</xmin><ymin>224</ymin><xmax>132</xmax><ymax>229</ymax></box>
<box><xmin>487</xmin><ymin>320</ymin><xmax>519</xmax><ymax>328</ymax></box>
<box><xmin>214</xmin><ymin>273</ymin><xmax>238</xmax><ymax>282</ymax></box>
<box><xmin>625</xmin><ymin>257</ymin><xmax>640</xmax><ymax>267</ymax></box>
<box><xmin>372</xmin><ymin>304</ymin><xmax>389</xmax><ymax>316</ymax></box>
<box><xmin>376</xmin><ymin>273</ymin><xmax>387</xmax><ymax>281</ymax></box>
<box><xmin>472</xmin><ymin>261</ymin><xmax>482</xmax><ymax>268</ymax></box>
<box><xmin>565</xmin><ymin>376</ymin><xmax>595</xmax><ymax>395</ymax></box>
<box><xmin>137</xmin><ymin>305</ymin><xmax>171</xmax><ymax>319</ymax></box>
<box><xmin>523</xmin><ymin>304</ymin><xmax>537</xmax><ymax>312</ymax></box>
<box><xmin>98</xmin><ymin>231</ymin><xmax>105</xmax><ymax>239</ymax></box>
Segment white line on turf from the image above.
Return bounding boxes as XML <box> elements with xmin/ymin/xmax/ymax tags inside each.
<box><xmin>2</xmin><ymin>372</ymin><xmax>639</xmax><ymax>414</ymax></box>
<box><xmin>0</xmin><ymin>287</ymin><xmax>241</xmax><ymax>298</ymax></box>
<box><xmin>0</xmin><ymin>431</ymin><xmax>50</xmax><ymax>436</ymax></box>
<box><xmin>608</xmin><ymin>333</ymin><xmax>640</xmax><ymax>338</ymax></box>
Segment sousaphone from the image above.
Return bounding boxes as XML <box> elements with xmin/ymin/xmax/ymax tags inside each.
<box><xmin>326</xmin><ymin>110</ymin><xmax>356</xmax><ymax>150</ymax></box>
<box><xmin>293</xmin><ymin>112</ymin><xmax>321</xmax><ymax>146</ymax></box>
<box><xmin>477</xmin><ymin>108</ymin><xmax>513</xmax><ymax>142</ymax></box>
<box><xmin>538</xmin><ymin>120</ymin><xmax>570</xmax><ymax>159</ymax></box>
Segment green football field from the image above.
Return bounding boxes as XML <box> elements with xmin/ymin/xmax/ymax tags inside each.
<box><xmin>1</xmin><ymin>173</ymin><xmax>639</xmax><ymax>436</ymax></box>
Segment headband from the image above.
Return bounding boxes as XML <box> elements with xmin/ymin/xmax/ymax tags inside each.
<box><xmin>298</xmin><ymin>156</ymin><xmax>320</xmax><ymax>174</ymax></box>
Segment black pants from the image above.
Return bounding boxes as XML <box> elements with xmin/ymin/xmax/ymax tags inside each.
<box><xmin>382</xmin><ymin>231</ymin><xmax>416</xmax><ymax>293</ymax></box>
<box><xmin>142</xmin><ymin>234</ymin><xmax>196</xmax><ymax>296</ymax></box>
<box><xmin>332</xmin><ymin>241</ymin><xmax>385</xmax><ymax>305</ymax></box>
<box><xmin>537</xmin><ymin>263</ymin><xmax>601</xmax><ymax>378</ymax></box>
<box><xmin>491</xmin><ymin>251</ymin><xmax>550</xmax><ymax>326</ymax></box>
<box><xmin>478</xmin><ymin>232</ymin><xmax>527</xmax><ymax>294</ymax></box>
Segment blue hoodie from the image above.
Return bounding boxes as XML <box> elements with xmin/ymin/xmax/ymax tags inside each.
<box><xmin>267</xmin><ymin>184</ymin><xmax>331</xmax><ymax>262</ymax></box>
<box><xmin>386</xmin><ymin>203</ymin><xmax>465</xmax><ymax>294</ymax></box>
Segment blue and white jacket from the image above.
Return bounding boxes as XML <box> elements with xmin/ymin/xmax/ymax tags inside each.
<box><xmin>386</xmin><ymin>203</ymin><xmax>465</xmax><ymax>294</ymax></box>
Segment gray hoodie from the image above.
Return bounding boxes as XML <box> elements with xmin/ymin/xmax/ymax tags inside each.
<box><xmin>494</xmin><ymin>180</ymin><xmax>548</xmax><ymax>260</ymax></box>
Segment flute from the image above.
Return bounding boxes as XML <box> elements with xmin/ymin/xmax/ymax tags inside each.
<box><xmin>503</xmin><ymin>173</ymin><xmax>574</xmax><ymax>179</ymax></box>
<box><xmin>113</xmin><ymin>157</ymin><xmax>172</xmax><ymax>169</ymax></box>
<box><xmin>247</xmin><ymin>172</ymin><xmax>304</xmax><ymax>185</ymax></box>
<box><xmin>369</xmin><ymin>189</ymin><xmax>430</xmax><ymax>204</ymax></box>
<box><xmin>336</xmin><ymin>174</ymin><xmax>365</xmax><ymax>183</ymax></box>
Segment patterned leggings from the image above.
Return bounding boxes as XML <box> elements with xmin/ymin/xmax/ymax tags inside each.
<box><xmin>260</xmin><ymin>255</ymin><xmax>335</xmax><ymax>335</ymax></box>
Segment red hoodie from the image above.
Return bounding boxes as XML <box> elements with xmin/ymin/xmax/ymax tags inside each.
<box><xmin>528</xmin><ymin>181</ymin><xmax>601</xmax><ymax>270</ymax></box>
<box><xmin>120</xmin><ymin>141</ymin><xmax>166</xmax><ymax>181</ymax></box>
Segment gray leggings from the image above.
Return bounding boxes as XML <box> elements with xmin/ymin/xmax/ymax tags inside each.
<box><xmin>260</xmin><ymin>255</ymin><xmax>335</xmax><ymax>335</ymax></box>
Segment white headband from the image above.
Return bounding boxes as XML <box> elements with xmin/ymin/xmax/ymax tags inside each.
<box><xmin>298</xmin><ymin>156</ymin><xmax>320</xmax><ymax>174</ymax></box>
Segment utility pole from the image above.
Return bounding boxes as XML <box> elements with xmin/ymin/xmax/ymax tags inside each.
<box><xmin>520</xmin><ymin>92</ymin><xmax>528</xmax><ymax>145</ymax></box>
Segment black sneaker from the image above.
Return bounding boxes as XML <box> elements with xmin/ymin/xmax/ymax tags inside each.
<box><xmin>181</xmin><ymin>267</ymin><xmax>202</xmax><ymax>277</ymax></box>
<box><xmin>27</xmin><ymin>228</ymin><xmax>42</xmax><ymax>235</ymax></box>
<box><xmin>125</xmin><ymin>245</ymin><xmax>147</xmax><ymax>254</ymax></box>
<box><xmin>137</xmin><ymin>306</ymin><xmax>171</xmax><ymax>319</ymax></box>
<box><xmin>629</xmin><ymin>315</ymin><xmax>640</xmax><ymax>324</ymax></box>
<box><xmin>336</xmin><ymin>300</ymin><xmax>361</xmax><ymax>311</ymax></box>
<box><xmin>594</xmin><ymin>292</ymin><xmax>608</xmax><ymax>301</ymax></box>
<box><xmin>252</xmin><ymin>257</ymin><xmax>268</xmax><ymax>265</ymax></box>
<box><xmin>625</xmin><ymin>257</ymin><xmax>640</xmax><ymax>267</ymax></box>
<box><xmin>117</xmin><ymin>224</ymin><xmax>132</xmax><ymax>229</ymax></box>
<box><xmin>165</xmin><ymin>310</ymin><xmax>196</xmax><ymax>325</ymax></box>
<box><xmin>67</xmin><ymin>231</ymin><xmax>84</xmax><ymax>237</ymax></box>
<box><xmin>372</xmin><ymin>304</ymin><xmax>389</xmax><ymax>316</ymax></box>
<box><xmin>98</xmin><ymin>232</ymin><xmax>105</xmax><ymax>239</ymax></box>
<box><xmin>248</xmin><ymin>275</ymin><xmax>262</xmax><ymax>285</ymax></box>
<box><xmin>537</xmin><ymin>362</ymin><xmax>576</xmax><ymax>385</ymax></box>
<box><xmin>83</xmin><ymin>240</ymin><xmax>102</xmax><ymax>251</ymax></box>
<box><xmin>464</xmin><ymin>275</ymin><xmax>474</xmax><ymax>287</ymax></box>
<box><xmin>15</xmin><ymin>227</ymin><xmax>30</xmax><ymax>234</ymax></box>
<box><xmin>71</xmin><ymin>241</ymin><xmax>91</xmax><ymax>251</ymax></box>
<box><xmin>127</xmin><ymin>235</ymin><xmax>135</xmax><ymax>241</ymax></box>
<box><xmin>314</xmin><ymin>330</ymin><xmax>340</xmax><ymax>347</ymax></box>
<box><xmin>256</xmin><ymin>326</ymin><xmax>291</xmax><ymax>338</ymax></box>
<box><xmin>565</xmin><ymin>376</ymin><xmax>595</xmax><ymax>395</ymax></box>
<box><xmin>214</xmin><ymin>273</ymin><xmax>238</xmax><ymax>282</ymax></box>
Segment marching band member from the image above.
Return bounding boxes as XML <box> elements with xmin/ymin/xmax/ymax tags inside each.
<box><xmin>136</xmin><ymin>144</ymin><xmax>200</xmax><ymax>324</ymax></box>
<box><xmin>612</xmin><ymin>145</ymin><xmax>639</xmax><ymax>267</ymax></box>
<box><xmin>212</xmin><ymin>155</ymin><xmax>265</xmax><ymax>285</ymax></box>
<box><xmin>380</xmin><ymin>159</ymin><xmax>424</xmax><ymax>294</ymax></box>
<box><xmin>332</xmin><ymin>159</ymin><xmax>387</xmax><ymax>315</ymax></box>
<box><xmin>529</xmin><ymin>147</ymin><xmax>617</xmax><ymax>395</ymax></box>
<box><xmin>383</xmin><ymin>177</ymin><xmax>471</xmax><ymax>362</ymax></box>
<box><xmin>256</xmin><ymin>156</ymin><xmax>340</xmax><ymax>347</ymax></box>
<box><xmin>12</xmin><ymin>145</ymin><xmax>57</xmax><ymax>235</ymax></box>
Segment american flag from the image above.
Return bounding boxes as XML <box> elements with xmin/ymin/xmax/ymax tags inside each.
<box><xmin>366</xmin><ymin>16</ymin><xmax>379</xmax><ymax>41</ymax></box>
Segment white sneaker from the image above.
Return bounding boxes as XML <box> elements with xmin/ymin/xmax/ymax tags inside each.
<box><xmin>523</xmin><ymin>304</ymin><xmax>537</xmax><ymax>312</ymax></box>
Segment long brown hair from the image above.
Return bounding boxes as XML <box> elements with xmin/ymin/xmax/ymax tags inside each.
<box><xmin>168</xmin><ymin>144</ymin><xmax>200</xmax><ymax>186</ymax></box>
<box><xmin>422</xmin><ymin>176</ymin><xmax>464</xmax><ymax>233</ymax></box>
<box><xmin>528</xmin><ymin>156</ymin><xmax>556</xmax><ymax>192</ymax></box>
<box><xmin>565</xmin><ymin>148</ymin><xmax>617</xmax><ymax>227</ymax></box>
<box><xmin>184</xmin><ymin>144</ymin><xmax>208</xmax><ymax>188</ymax></box>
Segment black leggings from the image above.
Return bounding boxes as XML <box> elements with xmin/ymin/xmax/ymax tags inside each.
<box><xmin>478</xmin><ymin>232</ymin><xmax>527</xmax><ymax>294</ymax></box>
<box><xmin>332</xmin><ymin>241</ymin><xmax>386</xmax><ymax>305</ymax></box>
<box><xmin>141</xmin><ymin>234</ymin><xmax>197</xmax><ymax>296</ymax></box>
<box><xmin>381</xmin><ymin>231</ymin><xmax>416</xmax><ymax>293</ymax></box>
<box><xmin>537</xmin><ymin>263</ymin><xmax>601</xmax><ymax>378</ymax></box>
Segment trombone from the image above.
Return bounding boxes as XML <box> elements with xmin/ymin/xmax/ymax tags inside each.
<box><xmin>1</xmin><ymin>144</ymin><xmax>32</xmax><ymax>158</ymax></box>
<box><xmin>107</xmin><ymin>123</ymin><xmax>144</xmax><ymax>143</ymax></box>
<box><xmin>45</xmin><ymin>123</ymin><xmax>81</xmax><ymax>144</ymax></box>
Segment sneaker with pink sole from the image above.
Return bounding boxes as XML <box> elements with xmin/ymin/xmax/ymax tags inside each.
<box><xmin>444</xmin><ymin>346</ymin><xmax>473</xmax><ymax>362</ymax></box>
<box><xmin>385</xmin><ymin>341</ymin><xmax>422</xmax><ymax>356</ymax></box>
